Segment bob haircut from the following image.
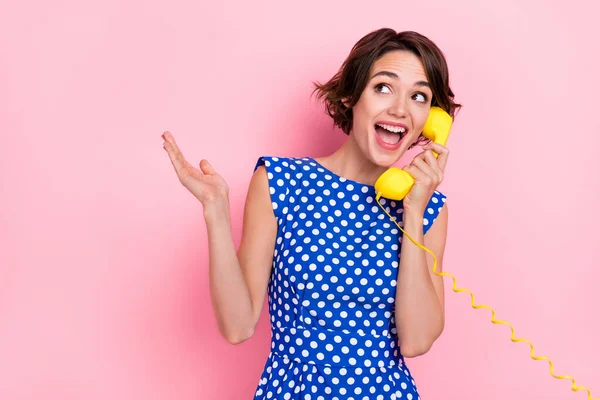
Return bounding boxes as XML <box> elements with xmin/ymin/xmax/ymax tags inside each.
<box><xmin>313</xmin><ymin>28</ymin><xmax>462</xmax><ymax>149</ymax></box>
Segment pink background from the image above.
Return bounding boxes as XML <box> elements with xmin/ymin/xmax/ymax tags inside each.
<box><xmin>1</xmin><ymin>0</ymin><xmax>599</xmax><ymax>399</ymax></box>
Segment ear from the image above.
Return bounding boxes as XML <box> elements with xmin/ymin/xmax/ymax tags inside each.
<box><xmin>341</xmin><ymin>97</ymin><xmax>351</xmax><ymax>108</ymax></box>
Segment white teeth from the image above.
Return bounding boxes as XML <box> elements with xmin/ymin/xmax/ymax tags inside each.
<box><xmin>376</xmin><ymin>124</ymin><xmax>406</xmax><ymax>134</ymax></box>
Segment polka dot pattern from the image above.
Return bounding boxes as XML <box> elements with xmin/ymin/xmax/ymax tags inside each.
<box><xmin>252</xmin><ymin>156</ymin><xmax>447</xmax><ymax>399</ymax></box>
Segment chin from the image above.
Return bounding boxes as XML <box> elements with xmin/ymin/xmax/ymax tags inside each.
<box><xmin>369</xmin><ymin>142</ymin><xmax>405</xmax><ymax>167</ymax></box>
<box><xmin>368</xmin><ymin>149</ymin><xmax>402</xmax><ymax>169</ymax></box>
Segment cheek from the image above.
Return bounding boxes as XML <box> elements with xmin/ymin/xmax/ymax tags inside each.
<box><xmin>356</xmin><ymin>91</ymin><xmax>385</xmax><ymax>116</ymax></box>
<box><xmin>412</xmin><ymin>109</ymin><xmax>430</xmax><ymax>132</ymax></box>
<box><xmin>351</xmin><ymin>103</ymin><xmax>370</xmax><ymax>132</ymax></box>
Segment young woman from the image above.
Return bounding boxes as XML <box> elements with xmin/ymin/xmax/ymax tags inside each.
<box><xmin>163</xmin><ymin>28</ymin><xmax>461</xmax><ymax>400</ymax></box>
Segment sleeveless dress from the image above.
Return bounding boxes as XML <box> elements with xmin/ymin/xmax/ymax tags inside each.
<box><xmin>252</xmin><ymin>156</ymin><xmax>447</xmax><ymax>400</ymax></box>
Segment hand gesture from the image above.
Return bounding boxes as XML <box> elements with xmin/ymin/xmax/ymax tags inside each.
<box><xmin>162</xmin><ymin>131</ymin><xmax>229</xmax><ymax>207</ymax></box>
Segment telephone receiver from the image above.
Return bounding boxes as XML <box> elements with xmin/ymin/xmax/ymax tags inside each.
<box><xmin>374</xmin><ymin>106</ymin><xmax>453</xmax><ymax>201</ymax></box>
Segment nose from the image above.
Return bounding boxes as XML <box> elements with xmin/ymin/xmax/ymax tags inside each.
<box><xmin>388</xmin><ymin>95</ymin><xmax>408</xmax><ymax>118</ymax></box>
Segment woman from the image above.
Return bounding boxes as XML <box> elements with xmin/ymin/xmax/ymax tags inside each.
<box><xmin>163</xmin><ymin>28</ymin><xmax>461</xmax><ymax>399</ymax></box>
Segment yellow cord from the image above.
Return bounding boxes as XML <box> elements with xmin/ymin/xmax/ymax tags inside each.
<box><xmin>376</xmin><ymin>199</ymin><xmax>598</xmax><ymax>400</ymax></box>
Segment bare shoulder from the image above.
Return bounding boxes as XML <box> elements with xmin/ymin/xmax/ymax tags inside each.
<box><xmin>245</xmin><ymin>165</ymin><xmax>273</xmax><ymax>216</ymax></box>
<box><xmin>248</xmin><ymin>164</ymin><xmax>269</xmax><ymax>193</ymax></box>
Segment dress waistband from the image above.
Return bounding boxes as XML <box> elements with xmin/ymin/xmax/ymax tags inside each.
<box><xmin>270</xmin><ymin>325</ymin><xmax>403</xmax><ymax>369</ymax></box>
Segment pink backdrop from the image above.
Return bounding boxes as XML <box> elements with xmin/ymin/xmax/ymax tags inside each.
<box><xmin>1</xmin><ymin>0</ymin><xmax>599</xmax><ymax>399</ymax></box>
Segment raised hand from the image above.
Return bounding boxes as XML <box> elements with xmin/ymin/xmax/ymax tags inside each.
<box><xmin>162</xmin><ymin>131</ymin><xmax>229</xmax><ymax>207</ymax></box>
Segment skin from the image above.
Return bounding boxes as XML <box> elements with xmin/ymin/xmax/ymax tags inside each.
<box><xmin>162</xmin><ymin>50</ymin><xmax>449</xmax><ymax>357</ymax></box>
<box><xmin>316</xmin><ymin>50</ymin><xmax>449</xmax><ymax>356</ymax></box>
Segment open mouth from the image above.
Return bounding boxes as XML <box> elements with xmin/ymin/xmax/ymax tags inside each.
<box><xmin>374</xmin><ymin>123</ymin><xmax>406</xmax><ymax>145</ymax></box>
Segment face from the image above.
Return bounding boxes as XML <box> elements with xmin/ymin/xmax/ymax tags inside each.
<box><xmin>348</xmin><ymin>50</ymin><xmax>433</xmax><ymax>167</ymax></box>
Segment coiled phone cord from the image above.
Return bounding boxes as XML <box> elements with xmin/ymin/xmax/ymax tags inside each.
<box><xmin>376</xmin><ymin>199</ymin><xmax>597</xmax><ymax>399</ymax></box>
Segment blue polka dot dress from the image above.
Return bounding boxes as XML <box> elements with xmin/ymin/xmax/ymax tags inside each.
<box><xmin>252</xmin><ymin>156</ymin><xmax>447</xmax><ymax>400</ymax></box>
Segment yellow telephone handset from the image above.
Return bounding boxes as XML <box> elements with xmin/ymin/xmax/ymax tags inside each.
<box><xmin>374</xmin><ymin>106</ymin><xmax>452</xmax><ymax>201</ymax></box>
<box><xmin>372</xmin><ymin>107</ymin><xmax>596</xmax><ymax>399</ymax></box>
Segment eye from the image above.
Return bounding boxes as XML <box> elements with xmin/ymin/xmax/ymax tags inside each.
<box><xmin>374</xmin><ymin>83</ymin><xmax>392</xmax><ymax>94</ymax></box>
<box><xmin>413</xmin><ymin>92</ymin><xmax>429</xmax><ymax>103</ymax></box>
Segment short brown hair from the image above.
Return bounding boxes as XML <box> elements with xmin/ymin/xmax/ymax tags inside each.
<box><xmin>313</xmin><ymin>28</ymin><xmax>462</xmax><ymax>149</ymax></box>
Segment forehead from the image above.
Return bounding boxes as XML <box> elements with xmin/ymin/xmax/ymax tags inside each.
<box><xmin>370</xmin><ymin>50</ymin><xmax>427</xmax><ymax>80</ymax></box>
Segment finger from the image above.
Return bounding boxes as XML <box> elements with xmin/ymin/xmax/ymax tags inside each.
<box><xmin>199</xmin><ymin>159</ymin><xmax>216</xmax><ymax>175</ymax></box>
<box><xmin>162</xmin><ymin>131</ymin><xmax>178</xmax><ymax>147</ymax></box>
<box><xmin>163</xmin><ymin>141</ymin><xmax>187</xmax><ymax>177</ymax></box>
<box><xmin>422</xmin><ymin>150</ymin><xmax>444</xmax><ymax>180</ymax></box>
<box><xmin>412</xmin><ymin>149</ymin><xmax>432</xmax><ymax>166</ymax></box>
<box><xmin>402</xmin><ymin>163</ymin><xmax>429</xmax><ymax>183</ymax></box>
<box><xmin>411</xmin><ymin>157</ymin><xmax>435</xmax><ymax>176</ymax></box>
<box><xmin>162</xmin><ymin>132</ymin><xmax>197</xmax><ymax>176</ymax></box>
<box><xmin>411</xmin><ymin>157</ymin><xmax>439</xmax><ymax>185</ymax></box>
<box><xmin>425</xmin><ymin>142</ymin><xmax>449</xmax><ymax>170</ymax></box>
<box><xmin>162</xmin><ymin>131</ymin><xmax>188</xmax><ymax>166</ymax></box>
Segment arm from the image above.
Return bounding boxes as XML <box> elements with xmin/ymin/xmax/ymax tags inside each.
<box><xmin>204</xmin><ymin>165</ymin><xmax>277</xmax><ymax>344</ymax></box>
<box><xmin>395</xmin><ymin>202</ymin><xmax>448</xmax><ymax>357</ymax></box>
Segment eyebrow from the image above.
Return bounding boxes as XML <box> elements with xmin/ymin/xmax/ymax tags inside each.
<box><xmin>370</xmin><ymin>70</ymin><xmax>430</xmax><ymax>89</ymax></box>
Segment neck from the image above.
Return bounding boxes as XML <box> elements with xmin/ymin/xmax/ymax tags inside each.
<box><xmin>319</xmin><ymin>134</ymin><xmax>388</xmax><ymax>186</ymax></box>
